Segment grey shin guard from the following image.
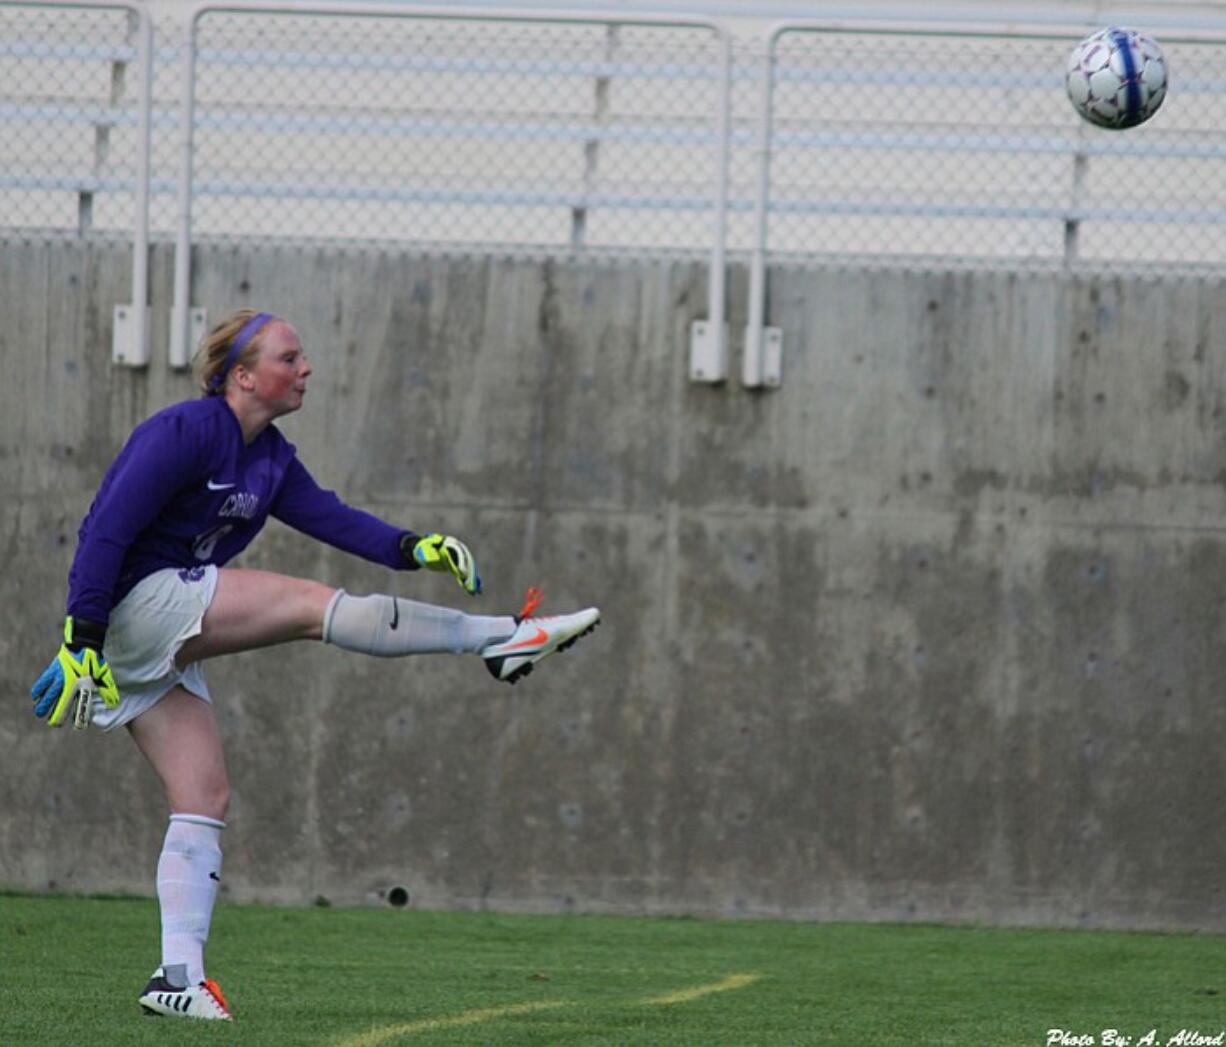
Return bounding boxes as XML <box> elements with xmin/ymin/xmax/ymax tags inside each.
<box><xmin>322</xmin><ymin>591</ymin><xmax>513</xmax><ymax>656</ymax></box>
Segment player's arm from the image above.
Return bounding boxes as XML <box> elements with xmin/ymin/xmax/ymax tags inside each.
<box><xmin>270</xmin><ymin>457</ymin><xmax>481</xmax><ymax>594</ymax></box>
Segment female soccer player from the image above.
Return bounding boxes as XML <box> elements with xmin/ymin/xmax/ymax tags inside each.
<box><xmin>29</xmin><ymin>309</ymin><xmax>599</xmax><ymax>1021</ymax></box>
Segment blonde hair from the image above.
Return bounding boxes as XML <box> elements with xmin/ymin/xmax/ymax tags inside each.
<box><xmin>192</xmin><ymin>308</ymin><xmax>278</xmax><ymax>396</ymax></box>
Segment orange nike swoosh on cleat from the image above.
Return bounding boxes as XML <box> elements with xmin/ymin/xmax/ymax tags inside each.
<box><xmin>504</xmin><ymin>626</ymin><xmax>549</xmax><ymax>651</ymax></box>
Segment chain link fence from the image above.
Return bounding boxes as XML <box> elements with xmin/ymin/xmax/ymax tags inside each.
<box><xmin>179</xmin><ymin>9</ymin><xmax>730</xmax><ymax>257</ymax></box>
<box><xmin>3</xmin><ymin>2</ymin><xmax>1226</xmax><ymax>275</ymax></box>
<box><xmin>760</xmin><ymin>25</ymin><xmax>1226</xmax><ymax>272</ymax></box>
<box><xmin>0</xmin><ymin>1</ymin><xmax>148</xmax><ymax>238</ymax></box>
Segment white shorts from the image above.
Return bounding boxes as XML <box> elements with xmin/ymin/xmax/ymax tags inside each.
<box><xmin>91</xmin><ymin>565</ymin><xmax>219</xmax><ymax>732</ymax></box>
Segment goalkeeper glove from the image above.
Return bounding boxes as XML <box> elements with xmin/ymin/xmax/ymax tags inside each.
<box><xmin>30</xmin><ymin>616</ymin><xmax>120</xmax><ymax>729</ymax></box>
<box><xmin>405</xmin><ymin>533</ymin><xmax>482</xmax><ymax>596</ymax></box>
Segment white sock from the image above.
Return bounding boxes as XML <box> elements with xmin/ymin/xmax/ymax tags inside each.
<box><xmin>322</xmin><ymin>591</ymin><xmax>514</xmax><ymax>656</ymax></box>
<box><xmin>157</xmin><ymin>813</ymin><xmax>224</xmax><ymax>986</ymax></box>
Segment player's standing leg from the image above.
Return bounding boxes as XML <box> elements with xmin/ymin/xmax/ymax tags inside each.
<box><xmin>127</xmin><ymin>688</ymin><xmax>234</xmax><ymax>1021</ymax></box>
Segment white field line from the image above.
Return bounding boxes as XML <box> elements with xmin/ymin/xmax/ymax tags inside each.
<box><xmin>335</xmin><ymin>970</ymin><xmax>762</xmax><ymax>1044</ymax></box>
<box><xmin>335</xmin><ymin>1000</ymin><xmax>569</xmax><ymax>1047</ymax></box>
<box><xmin>643</xmin><ymin>972</ymin><xmax>763</xmax><ymax>1005</ymax></box>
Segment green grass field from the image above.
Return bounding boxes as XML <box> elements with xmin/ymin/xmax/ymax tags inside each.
<box><xmin>1</xmin><ymin>894</ymin><xmax>1222</xmax><ymax>1046</ymax></box>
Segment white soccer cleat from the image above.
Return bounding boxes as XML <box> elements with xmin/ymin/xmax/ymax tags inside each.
<box><xmin>482</xmin><ymin>595</ymin><xmax>600</xmax><ymax>685</ymax></box>
<box><xmin>138</xmin><ymin>965</ymin><xmax>233</xmax><ymax>1021</ymax></box>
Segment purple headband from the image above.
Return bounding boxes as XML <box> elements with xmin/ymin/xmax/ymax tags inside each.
<box><xmin>209</xmin><ymin>312</ymin><xmax>274</xmax><ymax>392</ymax></box>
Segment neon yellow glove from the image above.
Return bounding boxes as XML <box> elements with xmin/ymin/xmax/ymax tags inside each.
<box><xmin>29</xmin><ymin>617</ymin><xmax>120</xmax><ymax>729</ymax></box>
<box><xmin>408</xmin><ymin>533</ymin><xmax>482</xmax><ymax>596</ymax></box>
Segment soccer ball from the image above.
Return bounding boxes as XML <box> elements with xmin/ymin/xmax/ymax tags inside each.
<box><xmin>1066</xmin><ymin>26</ymin><xmax>1168</xmax><ymax>129</ymax></box>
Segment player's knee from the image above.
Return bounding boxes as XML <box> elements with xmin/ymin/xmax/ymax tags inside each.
<box><xmin>296</xmin><ymin>580</ymin><xmax>337</xmax><ymax>641</ymax></box>
<box><xmin>203</xmin><ymin>778</ymin><xmax>230</xmax><ymax>822</ymax></box>
<box><xmin>179</xmin><ymin>773</ymin><xmax>229</xmax><ymax>822</ymax></box>
<box><xmin>216</xmin><ymin>777</ymin><xmax>231</xmax><ymax>816</ymax></box>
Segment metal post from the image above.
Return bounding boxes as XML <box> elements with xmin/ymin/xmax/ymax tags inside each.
<box><xmin>1064</xmin><ymin>146</ymin><xmax>1088</xmax><ymax>269</ymax></box>
<box><xmin>129</xmin><ymin>4</ymin><xmax>151</xmax><ymax>364</ymax></box>
<box><xmin>689</xmin><ymin>24</ymin><xmax>732</xmax><ymax>382</ymax></box>
<box><xmin>744</xmin><ymin>31</ymin><xmax>779</xmax><ymax>389</ymax></box>
<box><xmin>171</xmin><ymin>5</ymin><xmax>201</xmax><ymax>369</ymax></box>
<box><xmin>708</xmin><ymin>26</ymin><xmax>731</xmax><ymax>378</ymax></box>
<box><xmin>572</xmin><ymin>23</ymin><xmax>618</xmax><ymax>253</ymax></box>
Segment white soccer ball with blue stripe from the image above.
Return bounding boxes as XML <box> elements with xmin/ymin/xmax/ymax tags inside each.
<box><xmin>1066</xmin><ymin>27</ymin><xmax>1168</xmax><ymax>129</ymax></box>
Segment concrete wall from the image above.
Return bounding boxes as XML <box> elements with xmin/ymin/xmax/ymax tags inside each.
<box><xmin>2</xmin><ymin>238</ymin><xmax>1223</xmax><ymax>932</ymax></box>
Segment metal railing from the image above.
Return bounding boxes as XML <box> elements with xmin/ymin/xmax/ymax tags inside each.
<box><xmin>741</xmin><ymin>17</ymin><xmax>1226</xmax><ymax>384</ymax></box>
<box><xmin>0</xmin><ymin>0</ymin><xmax>152</xmax><ymax>362</ymax></box>
<box><xmin>3</xmin><ymin>1</ymin><xmax>1226</xmax><ymax>379</ymax></box>
<box><xmin>169</xmin><ymin>3</ymin><xmax>733</xmax><ymax>372</ymax></box>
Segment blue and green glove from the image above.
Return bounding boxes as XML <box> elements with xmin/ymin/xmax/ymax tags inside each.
<box><xmin>30</xmin><ymin>617</ymin><xmax>120</xmax><ymax>729</ymax></box>
<box><xmin>405</xmin><ymin>533</ymin><xmax>482</xmax><ymax>596</ymax></box>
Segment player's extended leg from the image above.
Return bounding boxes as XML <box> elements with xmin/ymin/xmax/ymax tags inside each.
<box><xmin>174</xmin><ymin>567</ymin><xmax>514</xmax><ymax>663</ymax></box>
<box><xmin>174</xmin><ymin>568</ymin><xmax>337</xmax><ymax>666</ymax></box>
<box><xmin>126</xmin><ymin>687</ymin><xmax>233</xmax><ymax>1021</ymax></box>
<box><xmin>176</xmin><ymin>567</ymin><xmax>600</xmax><ymax>683</ymax></box>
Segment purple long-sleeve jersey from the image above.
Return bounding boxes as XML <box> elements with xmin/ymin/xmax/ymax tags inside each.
<box><xmin>67</xmin><ymin>396</ymin><xmax>418</xmax><ymax>624</ymax></box>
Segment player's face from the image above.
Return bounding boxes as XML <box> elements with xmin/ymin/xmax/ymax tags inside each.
<box><xmin>247</xmin><ymin>322</ymin><xmax>312</xmax><ymax>415</ymax></box>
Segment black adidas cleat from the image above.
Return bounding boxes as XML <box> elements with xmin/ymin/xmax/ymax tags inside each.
<box><xmin>138</xmin><ymin>964</ymin><xmax>233</xmax><ymax>1021</ymax></box>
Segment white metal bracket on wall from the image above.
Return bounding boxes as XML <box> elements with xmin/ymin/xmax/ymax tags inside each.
<box><xmin>689</xmin><ymin>320</ymin><xmax>727</xmax><ymax>382</ymax></box>
<box><xmin>743</xmin><ymin>325</ymin><xmax>782</xmax><ymax>388</ymax></box>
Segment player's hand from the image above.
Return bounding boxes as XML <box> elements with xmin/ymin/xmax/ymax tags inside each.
<box><xmin>30</xmin><ymin>617</ymin><xmax>120</xmax><ymax>729</ymax></box>
<box><xmin>410</xmin><ymin>533</ymin><xmax>482</xmax><ymax>596</ymax></box>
